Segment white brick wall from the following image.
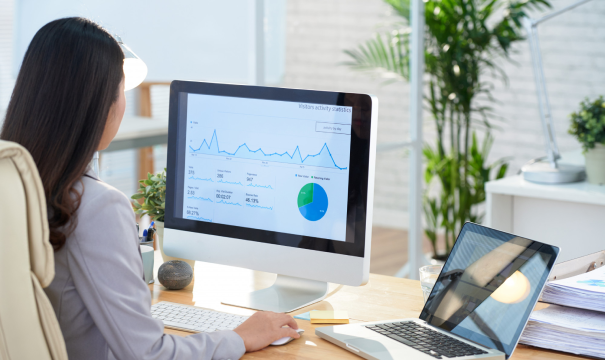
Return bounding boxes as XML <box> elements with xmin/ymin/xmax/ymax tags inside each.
<box><xmin>487</xmin><ymin>0</ymin><xmax>605</xmax><ymax>171</ymax></box>
<box><xmin>283</xmin><ymin>0</ymin><xmax>412</xmax><ymax>227</ymax></box>
<box><xmin>283</xmin><ymin>0</ymin><xmax>605</xmax><ymax>229</ymax></box>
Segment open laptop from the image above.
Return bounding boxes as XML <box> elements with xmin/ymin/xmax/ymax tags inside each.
<box><xmin>316</xmin><ymin>223</ymin><xmax>560</xmax><ymax>360</ymax></box>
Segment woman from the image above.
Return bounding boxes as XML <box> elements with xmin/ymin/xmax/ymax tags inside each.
<box><xmin>0</xmin><ymin>17</ymin><xmax>299</xmax><ymax>360</ymax></box>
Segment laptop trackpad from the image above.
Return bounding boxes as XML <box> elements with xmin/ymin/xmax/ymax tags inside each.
<box><xmin>343</xmin><ymin>338</ymin><xmax>394</xmax><ymax>360</ymax></box>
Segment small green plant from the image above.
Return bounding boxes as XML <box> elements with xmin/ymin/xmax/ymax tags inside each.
<box><xmin>131</xmin><ymin>168</ymin><xmax>166</xmax><ymax>222</ymax></box>
<box><xmin>568</xmin><ymin>96</ymin><xmax>605</xmax><ymax>152</ymax></box>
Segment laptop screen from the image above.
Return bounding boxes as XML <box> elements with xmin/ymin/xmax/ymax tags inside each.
<box><xmin>419</xmin><ymin>223</ymin><xmax>559</xmax><ymax>359</ymax></box>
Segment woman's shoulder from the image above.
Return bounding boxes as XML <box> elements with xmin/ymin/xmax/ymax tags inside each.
<box><xmin>75</xmin><ymin>172</ymin><xmax>135</xmax><ymax>225</ymax></box>
<box><xmin>79</xmin><ymin>173</ymin><xmax>132</xmax><ymax>206</ymax></box>
<box><xmin>66</xmin><ymin>171</ymin><xmax>137</xmax><ymax>248</ymax></box>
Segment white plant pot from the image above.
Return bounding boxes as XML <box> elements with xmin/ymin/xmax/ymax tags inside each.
<box><xmin>156</xmin><ymin>221</ymin><xmax>196</xmax><ymax>270</ymax></box>
<box><xmin>585</xmin><ymin>144</ymin><xmax>605</xmax><ymax>185</ymax></box>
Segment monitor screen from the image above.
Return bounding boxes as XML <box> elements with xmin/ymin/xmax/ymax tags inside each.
<box><xmin>420</xmin><ymin>223</ymin><xmax>559</xmax><ymax>358</ymax></box>
<box><xmin>181</xmin><ymin>94</ymin><xmax>352</xmax><ymax>241</ymax></box>
<box><xmin>165</xmin><ymin>82</ymin><xmax>374</xmax><ymax>258</ymax></box>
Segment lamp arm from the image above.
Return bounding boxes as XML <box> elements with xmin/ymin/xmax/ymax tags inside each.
<box><xmin>533</xmin><ymin>0</ymin><xmax>593</xmax><ymax>26</ymax></box>
<box><xmin>524</xmin><ymin>18</ymin><xmax>559</xmax><ymax>167</ymax></box>
<box><xmin>523</xmin><ymin>0</ymin><xmax>594</xmax><ymax>169</ymax></box>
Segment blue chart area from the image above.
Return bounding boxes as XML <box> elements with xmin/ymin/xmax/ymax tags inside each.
<box><xmin>189</xmin><ymin>176</ymin><xmax>213</xmax><ymax>182</ymax></box>
<box><xmin>188</xmin><ymin>196</ymin><xmax>213</xmax><ymax>202</ymax></box>
<box><xmin>217</xmin><ymin>179</ymin><xmax>243</xmax><ymax>186</ymax></box>
<box><xmin>189</xmin><ymin>130</ymin><xmax>347</xmax><ymax>170</ymax></box>
<box><xmin>246</xmin><ymin>203</ymin><xmax>273</xmax><ymax>210</ymax></box>
<box><xmin>298</xmin><ymin>183</ymin><xmax>329</xmax><ymax>221</ymax></box>
<box><xmin>217</xmin><ymin>200</ymin><xmax>242</xmax><ymax>206</ymax></box>
<box><xmin>247</xmin><ymin>183</ymin><xmax>273</xmax><ymax>189</ymax></box>
<box><xmin>187</xmin><ymin>216</ymin><xmax>212</xmax><ymax>222</ymax></box>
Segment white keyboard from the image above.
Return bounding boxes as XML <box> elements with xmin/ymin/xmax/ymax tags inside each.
<box><xmin>151</xmin><ymin>301</ymin><xmax>249</xmax><ymax>333</ymax></box>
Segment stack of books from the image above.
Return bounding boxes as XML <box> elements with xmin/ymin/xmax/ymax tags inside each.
<box><xmin>519</xmin><ymin>265</ymin><xmax>605</xmax><ymax>358</ymax></box>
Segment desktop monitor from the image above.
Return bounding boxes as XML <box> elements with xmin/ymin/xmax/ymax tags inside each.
<box><xmin>164</xmin><ymin>81</ymin><xmax>377</xmax><ymax>312</ymax></box>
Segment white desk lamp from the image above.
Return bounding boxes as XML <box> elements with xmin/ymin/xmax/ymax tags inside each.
<box><xmin>92</xmin><ymin>36</ymin><xmax>148</xmax><ymax>177</ymax></box>
<box><xmin>116</xmin><ymin>36</ymin><xmax>149</xmax><ymax>92</ymax></box>
<box><xmin>521</xmin><ymin>0</ymin><xmax>591</xmax><ymax>184</ymax></box>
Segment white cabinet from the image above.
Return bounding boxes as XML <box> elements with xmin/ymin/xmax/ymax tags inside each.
<box><xmin>486</xmin><ymin>175</ymin><xmax>605</xmax><ymax>263</ymax></box>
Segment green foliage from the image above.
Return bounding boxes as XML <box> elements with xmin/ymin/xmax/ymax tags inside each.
<box><xmin>343</xmin><ymin>32</ymin><xmax>410</xmax><ymax>82</ymax></box>
<box><xmin>131</xmin><ymin>168</ymin><xmax>166</xmax><ymax>222</ymax></box>
<box><xmin>568</xmin><ymin>96</ymin><xmax>605</xmax><ymax>152</ymax></box>
<box><xmin>423</xmin><ymin>133</ymin><xmax>508</xmax><ymax>256</ymax></box>
<box><xmin>345</xmin><ymin>0</ymin><xmax>549</xmax><ymax>257</ymax></box>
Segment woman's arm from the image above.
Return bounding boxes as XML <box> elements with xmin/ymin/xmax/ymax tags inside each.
<box><xmin>67</xmin><ymin>182</ymin><xmax>245</xmax><ymax>360</ymax></box>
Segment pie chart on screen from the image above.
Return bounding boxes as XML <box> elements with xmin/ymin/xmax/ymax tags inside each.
<box><xmin>297</xmin><ymin>183</ymin><xmax>329</xmax><ymax>221</ymax></box>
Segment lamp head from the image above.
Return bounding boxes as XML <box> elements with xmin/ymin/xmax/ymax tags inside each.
<box><xmin>115</xmin><ymin>35</ymin><xmax>148</xmax><ymax>91</ymax></box>
<box><xmin>490</xmin><ymin>270</ymin><xmax>531</xmax><ymax>304</ymax></box>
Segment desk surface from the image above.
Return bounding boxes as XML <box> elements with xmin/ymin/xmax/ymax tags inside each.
<box><xmin>149</xmin><ymin>253</ymin><xmax>586</xmax><ymax>360</ymax></box>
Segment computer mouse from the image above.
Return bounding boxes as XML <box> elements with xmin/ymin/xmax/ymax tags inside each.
<box><xmin>270</xmin><ymin>328</ymin><xmax>305</xmax><ymax>346</ymax></box>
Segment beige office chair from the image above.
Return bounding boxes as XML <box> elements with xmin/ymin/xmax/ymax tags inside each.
<box><xmin>0</xmin><ymin>140</ymin><xmax>67</xmax><ymax>360</ymax></box>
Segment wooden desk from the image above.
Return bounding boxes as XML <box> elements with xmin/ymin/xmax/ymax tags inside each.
<box><xmin>149</xmin><ymin>253</ymin><xmax>585</xmax><ymax>359</ymax></box>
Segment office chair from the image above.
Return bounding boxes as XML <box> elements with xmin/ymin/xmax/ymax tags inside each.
<box><xmin>0</xmin><ymin>140</ymin><xmax>67</xmax><ymax>360</ymax></box>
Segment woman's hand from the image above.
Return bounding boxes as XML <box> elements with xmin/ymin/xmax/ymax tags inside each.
<box><xmin>233</xmin><ymin>311</ymin><xmax>300</xmax><ymax>352</ymax></box>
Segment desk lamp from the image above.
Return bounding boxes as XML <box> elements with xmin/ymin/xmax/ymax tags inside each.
<box><xmin>92</xmin><ymin>36</ymin><xmax>148</xmax><ymax>177</ymax></box>
<box><xmin>490</xmin><ymin>271</ymin><xmax>531</xmax><ymax>304</ymax></box>
<box><xmin>521</xmin><ymin>0</ymin><xmax>592</xmax><ymax>184</ymax></box>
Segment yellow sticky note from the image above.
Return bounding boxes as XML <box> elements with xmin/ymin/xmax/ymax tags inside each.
<box><xmin>310</xmin><ymin>311</ymin><xmax>349</xmax><ymax>324</ymax></box>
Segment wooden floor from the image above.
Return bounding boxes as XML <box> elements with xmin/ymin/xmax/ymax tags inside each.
<box><xmin>369</xmin><ymin>226</ymin><xmax>435</xmax><ymax>276</ymax></box>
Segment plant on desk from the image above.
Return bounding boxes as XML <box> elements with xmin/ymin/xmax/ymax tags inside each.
<box><xmin>568</xmin><ymin>96</ymin><xmax>605</xmax><ymax>185</ymax></box>
<box><xmin>131</xmin><ymin>168</ymin><xmax>195</xmax><ymax>269</ymax></box>
<box><xmin>132</xmin><ymin>169</ymin><xmax>166</xmax><ymax>221</ymax></box>
<box><xmin>344</xmin><ymin>0</ymin><xmax>551</xmax><ymax>260</ymax></box>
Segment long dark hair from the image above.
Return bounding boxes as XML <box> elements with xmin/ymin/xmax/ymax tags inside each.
<box><xmin>0</xmin><ymin>17</ymin><xmax>124</xmax><ymax>250</ymax></box>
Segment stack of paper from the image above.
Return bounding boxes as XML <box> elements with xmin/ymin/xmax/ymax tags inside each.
<box><xmin>541</xmin><ymin>265</ymin><xmax>605</xmax><ymax>312</ymax></box>
<box><xmin>520</xmin><ymin>305</ymin><xmax>605</xmax><ymax>358</ymax></box>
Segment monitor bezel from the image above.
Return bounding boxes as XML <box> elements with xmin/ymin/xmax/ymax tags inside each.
<box><xmin>419</xmin><ymin>222</ymin><xmax>560</xmax><ymax>359</ymax></box>
<box><xmin>164</xmin><ymin>80</ymin><xmax>374</xmax><ymax>259</ymax></box>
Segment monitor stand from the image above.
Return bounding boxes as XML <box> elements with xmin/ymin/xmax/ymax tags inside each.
<box><xmin>222</xmin><ymin>275</ymin><xmax>329</xmax><ymax>313</ymax></box>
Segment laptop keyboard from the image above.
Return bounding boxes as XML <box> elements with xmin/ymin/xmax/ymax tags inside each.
<box><xmin>366</xmin><ymin>321</ymin><xmax>489</xmax><ymax>359</ymax></box>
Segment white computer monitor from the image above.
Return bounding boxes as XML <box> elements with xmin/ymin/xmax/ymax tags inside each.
<box><xmin>164</xmin><ymin>81</ymin><xmax>377</xmax><ymax>312</ymax></box>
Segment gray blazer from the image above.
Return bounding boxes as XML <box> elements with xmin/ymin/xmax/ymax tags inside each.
<box><xmin>44</xmin><ymin>171</ymin><xmax>245</xmax><ymax>360</ymax></box>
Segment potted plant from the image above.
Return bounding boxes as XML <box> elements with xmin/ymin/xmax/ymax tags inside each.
<box><xmin>131</xmin><ymin>169</ymin><xmax>195</xmax><ymax>269</ymax></box>
<box><xmin>569</xmin><ymin>96</ymin><xmax>605</xmax><ymax>185</ymax></box>
<box><xmin>344</xmin><ymin>0</ymin><xmax>549</xmax><ymax>261</ymax></box>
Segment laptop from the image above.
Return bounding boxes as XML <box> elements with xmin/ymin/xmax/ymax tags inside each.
<box><xmin>316</xmin><ymin>223</ymin><xmax>560</xmax><ymax>360</ymax></box>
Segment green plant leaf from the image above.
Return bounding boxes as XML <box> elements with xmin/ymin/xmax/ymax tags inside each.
<box><xmin>569</xmin><ymin>96</ymin><xmax>605</xmax><ymax>152</ymax></box>
<box><xmin>130</xmin><ymin>168</ymin><xmax>167</xmax><ymax>220</ymax></box>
